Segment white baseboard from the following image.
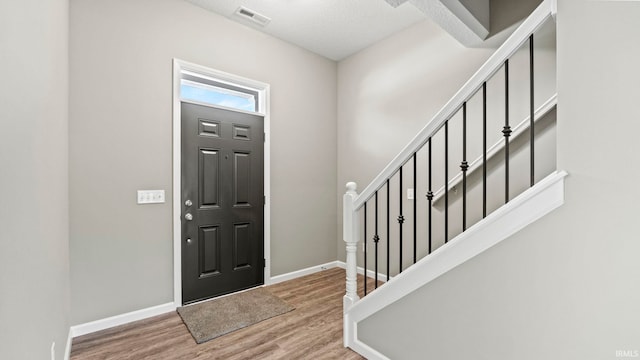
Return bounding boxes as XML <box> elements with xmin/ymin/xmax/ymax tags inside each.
<box><xmin>336</xmin><ymin>261</ymin><xmax>392</xmax><ymax>283</ymax></box>
<box><xmin>70</xmin><ymin>302</ymin><xmax>176</xmax><ymax>338</ymax></box>
<box><xmin>68</xmin><ymin>262</ymin><xmax>345</xmax><ymax>340</ymax></box>
<box><xmin>267</xmin><ymin>261</ymin><xmax>339</xmax><ymax>285</ymax></box>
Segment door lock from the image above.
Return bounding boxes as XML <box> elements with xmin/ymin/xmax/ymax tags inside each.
<box><xmin>185</xmin><ymin>213</ymin><xmax>193</xmax><ymax>221</ymax></box>
<box><xmin>185</xmin><ymin>199</ymin><xmax>192</xmax><ymax>207</ymax></box>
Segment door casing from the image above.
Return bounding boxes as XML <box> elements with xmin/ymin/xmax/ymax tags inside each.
<box><xmin>172</xmin><ymin>58</ymin><xmax>271</xmax><ymax>306</ymax></box>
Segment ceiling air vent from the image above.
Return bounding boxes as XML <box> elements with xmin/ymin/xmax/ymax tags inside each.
<box><xmin>233</xmin><ymin>6</ymin><xmax>271</xmax><ymax>27</ymax></box>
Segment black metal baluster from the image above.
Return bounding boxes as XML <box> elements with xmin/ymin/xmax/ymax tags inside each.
<box><xmin>413</xmin><ymin>152</ymin><xmax>417</xmax><ymax>264</ymax></box>
<box><xmin>363</xmin><ymin>203</ymin><xmax>367</xmax><ymax>296</ymax></box>
<box><xmin>444</xmin><ymin>121</ymin><xmax>449</xmax><ymax>243</ymax></box>
<box><xmin>530</xmin><ymin>34</ymin><xmax>535</xmax><ymax>187</ymax></box>
<box><xmin>374</xmin><ymin>192</ymin><xmax>379</xmax><ymax>289</ymax></box>
<box><xmin>398</xmin><ymin>167</ymin><xmax>404</xmax><ymax>274</ymax></box>
<box><xmin>483</xmin><ymin>82</ymin><xmax>487</xmax><ymax>218</ymax></box>
<box><xmin>461</xmin><ymin>102</ymin><xmax>468</xmax><ymax>231</ymax></box>
<box><xmin>427</xmin><ymin>139</ymin><xmax>433</xmax><ymax>254</ymax></box>
<box><xmin>386</xmin><ymin>179</ymin><xmax>390</xmax><ymax>281</ymax></box>
<box><xmin>503</xmin><ymin>60</ymin><xmax>511</xmax><ymax>204</ymax></box>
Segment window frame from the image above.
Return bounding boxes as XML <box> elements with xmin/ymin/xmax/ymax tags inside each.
<box><xmin>179</xmin><ymin>70</ymin><xmax>262</xmax><ymax>114</ymax></box>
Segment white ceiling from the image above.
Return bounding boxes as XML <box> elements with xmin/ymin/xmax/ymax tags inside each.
<box><xmin>185</xmin><ymin>0</ymin><xmax>427</xmax><ymax>61</ymax></box>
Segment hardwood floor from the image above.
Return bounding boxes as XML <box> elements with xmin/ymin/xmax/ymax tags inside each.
<box><xmin>71</xmin><ymin>268</ymin><xmax>378</xmax><ymax>360</ymax></box>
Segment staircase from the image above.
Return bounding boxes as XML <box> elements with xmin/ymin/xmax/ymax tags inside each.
<box><xmin>342</xmin><ymin>1</ymin><xmax>563</xmax><ymax>358</ymax></box>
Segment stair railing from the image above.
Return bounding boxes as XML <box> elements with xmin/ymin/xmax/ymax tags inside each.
<box><xmin>343</xmin><ymin>0</ymin><xmax>557</xmax><ymax>312</ymax></box>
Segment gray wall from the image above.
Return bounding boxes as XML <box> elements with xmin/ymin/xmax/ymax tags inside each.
<box><xmin>0</xmin><ymin>0</ymin><xmax>71</xmax><ymax>359</ymax></box>
<box><xmin>357</xmin><ymin>1</ymin><xmax>640</xmax><ymax>358</ymax></box>
<box><xmin>70</xmin><ymin>0</ymin><xmax>337</xmax><ymax>324</ymax></box>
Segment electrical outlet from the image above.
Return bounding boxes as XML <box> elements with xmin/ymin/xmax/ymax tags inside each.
<box><xmin>137</xmin><ymin>190</ymin><xmax>165</xmax><ymax>204</ymax></box>
<box><xmin>51</xmin><ymin>342</ymin><xmax>55</xmax><ymax>360</ymax></box>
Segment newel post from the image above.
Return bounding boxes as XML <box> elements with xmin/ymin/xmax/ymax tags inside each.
<box><xmin>343</xmin><ymin>182</ymin><xmax>360</xmax><ymax>312</ymax></box>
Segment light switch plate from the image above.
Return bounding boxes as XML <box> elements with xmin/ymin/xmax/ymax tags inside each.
<box><xmin>407</xmin><ymin>188</ymin><xmax>414</xmax><ymax>200</ymax></box>
<box><xmin>137</xmin><ymin>190</ymin><xmax>165</xmax><ymax>204</ymax></box>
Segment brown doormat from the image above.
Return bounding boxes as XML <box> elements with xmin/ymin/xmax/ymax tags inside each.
<box><xmin>177</xmin><ymin>287</ymin><xmax>295</xmax><ymax>344</ymax></box>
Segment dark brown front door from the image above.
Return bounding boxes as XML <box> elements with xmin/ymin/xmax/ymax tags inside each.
<box><xmin>181</xmin><ymin>102</ymin><xmax>264</xmax><ymax>304</ymax></box>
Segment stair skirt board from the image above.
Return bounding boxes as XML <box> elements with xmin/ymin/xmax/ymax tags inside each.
<box><xmin>345</xmin><ymin>170</ymin><xmax>567</xmax><ymax>358</ymax></box>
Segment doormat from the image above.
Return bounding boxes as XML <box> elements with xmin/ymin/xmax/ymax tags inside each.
<box><xmin>177</xmin><ymin>287</ymin><xmax>295</xmax><ymax>344</ymax></box>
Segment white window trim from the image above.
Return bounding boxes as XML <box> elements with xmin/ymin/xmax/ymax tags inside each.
<box><xmin>172</xmin><ymin>58</ymin><xmax>272</xmax><ymax>306</ymax></box>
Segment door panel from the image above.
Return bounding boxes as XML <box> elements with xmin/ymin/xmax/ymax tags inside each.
<box><xmin>199</xmin><ymin>226</ymin><xmax>220</xmax><ymax>276</ymax></box>
<box><xmin>199</xmin><ymin>149</ymin><xmax>220</xmax><ymax>207</ymax></box>
<box><xmin>181</xmin><ymin>102</ymin><xmax>264</xmax><ymax>304</ymax></box>
<box><xmin>199</xmin><ymin>120</ymin><xmax>220</xmax><ymax>137</ymax></box>
<box><xmin>234</xmin><ymin>152</ymin><xmax>251</xmax><ymax>206</ymax></box>
<box><xmin>233</xmin><ymin>124</ymin><xmax>251</xmax><ymax>140</ymax></box>
<box><xmin>233</xmin><ymin>223</ymin><xmax>252</xmax><ymax>270</ymax></box>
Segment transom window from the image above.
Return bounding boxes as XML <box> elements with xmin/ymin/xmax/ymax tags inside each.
<box><xmin>180</xmin><ymin>71</ymin><xmax>260</xmax><ymax>113</ymax></box>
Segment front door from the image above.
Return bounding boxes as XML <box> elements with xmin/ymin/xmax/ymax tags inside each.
<box><xmin>181</xmin><ymin>101</ymin><xmax>264</xmax><ymax>304</ymax></box>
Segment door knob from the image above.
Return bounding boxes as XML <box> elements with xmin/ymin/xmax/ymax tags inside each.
<box><xmin>186</xmin><ymin>238</ymin><xmax>192</xmax><ymax>244</ymax></box>
<box><xmin>185</xmin><ymin>199</ymin><xmax>192</xmax><ymax>207</ymax></box>
<box><xmin>185</xmin><ymin>213</ymin><xmax>193</xmax><ymax>221</ymax></box>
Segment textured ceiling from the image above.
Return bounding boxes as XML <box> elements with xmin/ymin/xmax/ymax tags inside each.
<box><xmin>185</xmin><ymin>0</ymin><xmax>426</xmax><ymax>61</ymax></box>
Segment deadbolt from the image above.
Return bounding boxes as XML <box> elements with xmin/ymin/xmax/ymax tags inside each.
<box><xmin>185</xmin><ymin>213</ymin><xmax>193</xmax><ymax>221</ymax></box>
<box><xmin>185</xmin><ymin>199</ymin><xmax>193</xmax><ymax>207</ymax></box>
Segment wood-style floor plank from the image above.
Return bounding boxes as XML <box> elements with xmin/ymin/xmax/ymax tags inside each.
<box><xmin>71</xmin><ymin>268</ymin><xmax>379</xmax><ymax>360</ymax></box>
